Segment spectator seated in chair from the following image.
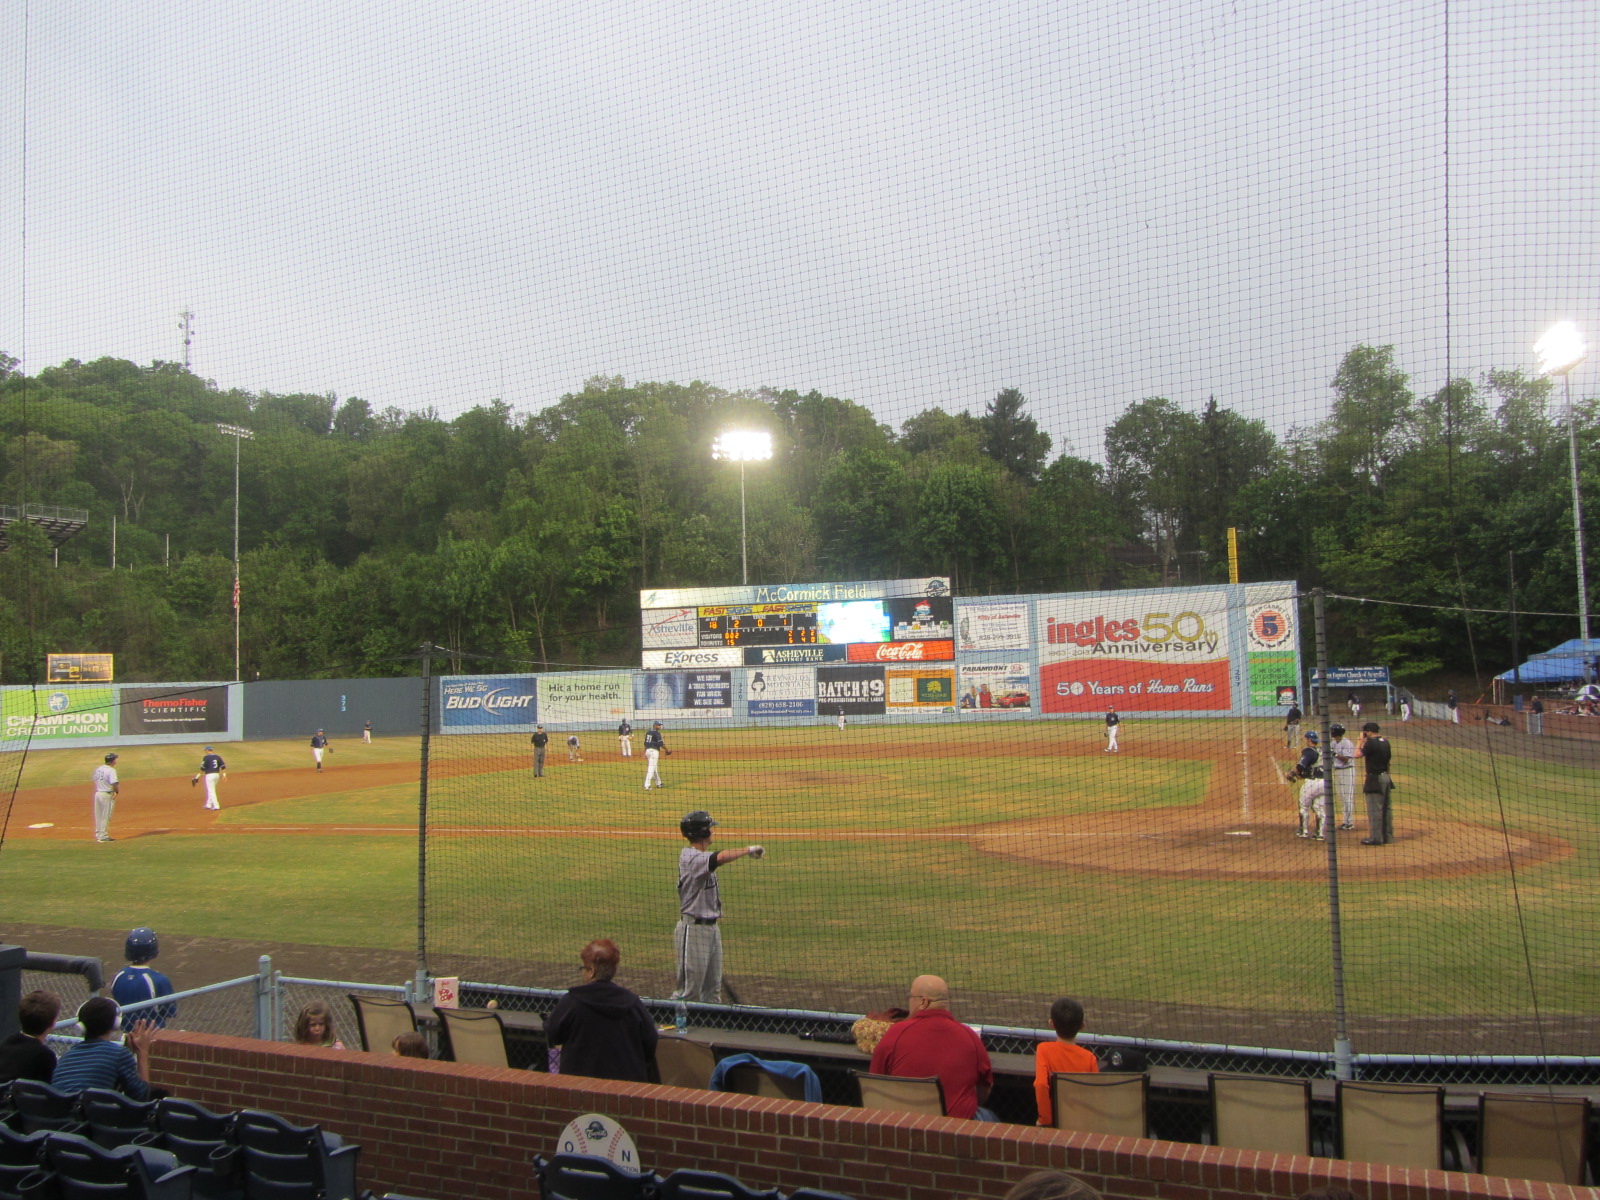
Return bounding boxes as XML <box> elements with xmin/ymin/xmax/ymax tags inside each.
<box><xmin>1033</xmin><ymin>997</ymin><xmax>1098</xmax><ymax>1126</ymax></box>
<box><xmin>51</xmin><ymin>997</ymin><xmax>160</xmax><ymax>1100</ymax></box>
<box><xmin>292</xmin><ymin>1002</ymin><xmax>344</xmax><ymax>1050</ymax></box>
<box><xmin>868</xmin><ymin>974</ymin><xmax>996</xmax><ymax>1121</ymax></box>
<box><xmin>391</xmin><ymin>1033</ymin><xmax>429</xmax><ymax>1059</ymax></box>
<box><xmin>544</xmin><ymin>938</ymin><xmax>658</xmax><ymax>1083</ymax></box>
<box><xmin>0</xmin><ymin>991</ymin><xmax>62</xmax><ymax>1085</ymax></box>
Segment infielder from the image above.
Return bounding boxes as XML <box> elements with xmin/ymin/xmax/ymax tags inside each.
<box><xmin>618</xmin><ymin>719</ymin><xmax>633</xmax><ymax>757</ymax></box>
<box><xmin>673</xmin><ymin>810</ymin><xmax>764</xmax><ymax>1004</ymax></box>
<box><xmin>643</xmin><ymin>722</ymin><xmax>668</xmax><ymax>789</ymax></box>
<box><xmin>310</xmin><ymin>729</ymin><xmax>330</xmax><ymax>771</ymax></box>
<box><xmin>91</xmin><ymin>753</ymin><xmax>120</xmax><ymax>843</ymax></box>
<box><xmin>1296</xmin><ymin>765</ymin><xmax>1329</xmax><ymax>840</ymax></box>
<box><xmin>1328</xmin><ymin>723</ymin><xmax>1357</xmax><ymax>829</ymax></box>
<box><xmin>362</xmin><ymin>721</ymin><xmax>372</xmax><ymax>744</ymax></box>
<box><xmin>567</xmin><ymin>733</ymin><xmax>583</xmax><ymax>763</ymax></box>
<box><xmin>1104</xmin><ymin>705</ymin><xmax>1120</xmax><ymax>753</ymax></box>
<box><xmin>836</xmin><ymin>705</ymin><xmax>846</xmax><ymax>732</ymax></box>
<box><xmin>193</xmin><ymin>746</ymin><xmax>227</xmax><ymax>811</ymax></box>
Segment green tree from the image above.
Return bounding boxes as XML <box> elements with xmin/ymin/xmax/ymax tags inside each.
<box><xmin>979</xmin><ymin>388</ymin><xmax>1051</xmax><ymax>482</ymax></box>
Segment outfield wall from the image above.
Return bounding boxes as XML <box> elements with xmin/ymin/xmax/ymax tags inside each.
<box><xmin>0</xmin><ymin>681</ymin><xmax>241</xmax><ymax>752</ymax></box>
<box><xmin>241</xmin><ymin>677</ymin><xmax>422</xmax><ymax>740</ymax></box>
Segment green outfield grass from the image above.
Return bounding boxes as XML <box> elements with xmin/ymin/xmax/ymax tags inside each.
<box><xmin>4</xmin><ymin>721</ymin><xmax>1599</xmax><ymax>1035</ymax></box>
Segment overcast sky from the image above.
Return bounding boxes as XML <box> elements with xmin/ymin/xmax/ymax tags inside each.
<box><xmin>2</xmin><ymin>0</ymin><xmax>1595</xmax><ymax>457</ymax></box>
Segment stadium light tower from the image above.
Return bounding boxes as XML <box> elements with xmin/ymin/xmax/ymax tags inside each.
<box><xmin>216</xmin><ymin>424</ymin><xmax>255</xmax><ymax>681</ymax></box>
<box><xmin>1534</xmin><ymin>322</ymin><xmax>1591</xmax><ymax>660</ymax></box>
<box><xmin>711</xmin><ymin>430</ymin><xmax>773</xmax><ymax>585</ymax></box>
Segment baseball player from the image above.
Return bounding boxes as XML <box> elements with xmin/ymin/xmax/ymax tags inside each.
<box><xmin>618</xmin><ymin>719</ymin><xmax>633</xmax><ymax>757</ymax></box>
<box><xmin>1328</xmin><ymin>723</ymin><xmax>1357</xmax><ymax>830</ymax></box>
<box><xmin>531</xmin><ymin>725</ymin><xmax>549</xmax><ymax>778</ymax></box>
<box><xmin>567</xmin><ymin>733</ymin><xmax>583</xmax><ymax>763</ymax></box>
<box><xmin>836</xmin><ymin>705</ymin><xmax>846</xmax><ymax>732</ymax></box>
<box><xmin>1292</xmin><ymin>730</ymin><xmax>1320</xmax><ymax>780</ymax></box>
<box><xmin>1296</xmin><ymin>765</ymin><xmax>1329</xmax><ymax>840</ymax></box>
<box><xmin>672</xmin><ymin>810</ymin><xmax>764</xmax><ymax>1004</ymax></box>
<box><xmin>310</xmin><ymin>729</ymin><xmax>330</xmax><ymax>770</ymax></box>
<box><xmin>362</xmin><ymin>721</ymin><xmax>372</xmax><ymax>744</ymax></box>
<box><xmin>643</xmin><ymin>722</ymin><xmax>668</xmax><ymax>789</ymax></box>
<box><xmin>1283</xmin><ymin>703</ymin><xmax>1303</xmax><ymax>748</ymax></box>
<box><xmin>110</xmin><ymin>927</ymin><xmax>176</xmax><ymax>1029</ymax></box>
<box><xmin>193</xmin><ymin>746</ymin><xmax>227</xmax><ymax>811</ymax></box>
<box><xmin>1104</xmin><ymin>705</ymin><xmax>1120</xmax><ymax>753</ymax></box>
<box><xmin>91</xmin><ymin>753</ymin><xmax>120</xmax><ymax>843</ymax></box>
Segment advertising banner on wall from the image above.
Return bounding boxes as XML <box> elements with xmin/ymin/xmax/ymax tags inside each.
<box><xmin>122</xmin><ymin>686</ymin><xmax>230</xmax><ymax>735</ymax></box>
<box><xmin>641</xmin><ymin>608</ymin><xmax>699</xmax><ymax>649</ymax></box>
<box><xmin>742</xmin><ymin>644</ymin><xmax>847</xmax><ymax>666</ymax></box>
<box><xmin>539</xmin><ymin>673</ymin><xmax>631</xmax><ymax>725</ymax></box>
<box><xmin>633</xmin><ymin>671</ymin><xmax>734</xmax><ymax>719</ymax></box>
<box><xmin>1037</xmin><ymin>590</ymin><xmax>1233</xmax><ymax>712</ymax></box>
<box><xmin>956</xmin><ymin>603</ymin><xmax>1030</xmax><ymax>653</ymax></box>
<box><xmin>641</xmin><ymin>648</ymin><xmax>744</xmax><ymax>671</ymax></box>
<box><xmin>2</xmin><ymin>686</ymin><xmax>116</xmax><ymax>741</ymax></box>
<box><xmin>745</xmin><ymin>667</ymin><xmax>816</xmax><ymax>717</ymax></box>
<box><xmin>886</xmin><ymin>667</ymin><xmax>956</xmax><ymax>712</ymax></box>
<box><xmin>440</xmin><ymin>676</ymin><xmax>538</xmax><ymax>729</ymax></box>
<box><xmin>816</xmin><ymin>664</ymin><xmax>887</xmax><ymax>716</ymax></box>
<box><xmin>846</xmin><ymin>640</ymin><xmax>954</xmax><ymax>664</ymax></box>
<box><xmin>1245</xmin><ymin>585</ymin><xmax>1301</xmax><ymax>707</ymax></box>
<box><xmin>958</xmin><ymin>662</ymin><xmax>1032</xmax><ymax>711</ymax></box>
<box><xmin>642</xmin><ymin>577</ymin><xmax>950</xmax><ymax>611</ymax></box>
<box><xmin>886</xmin><ymin>596</ymin><xmax>954</xmax><ymax>641</ymax></box>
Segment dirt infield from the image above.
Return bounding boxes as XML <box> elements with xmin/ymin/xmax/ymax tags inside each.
<box><xmin>5</xmin><ymin>736</ymin><xmax>1567</xmax><ymax>882</ymax></box>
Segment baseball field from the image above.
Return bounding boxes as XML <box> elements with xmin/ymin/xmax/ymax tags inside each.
<box><xmin>3</xmin><ymin>717</ymin><xmax>1598</xmax><ymax>1055</ymax></box>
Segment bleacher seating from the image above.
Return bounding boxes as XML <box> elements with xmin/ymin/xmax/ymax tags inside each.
<box><xmin>9</xmin><ymin>1084</ymin><xmax>81</xmax><ymax>1135</ymax></box>
<box><xmin>76</xmin><ymin>1092</ymin><xmax>157</xmax><ymax>1150</ymax></box>
<box><xmin>533</xmin><ymin>1153</ymin><xmax>657</xmax><ymax>1200</ymax></box>
<box><xmin>233</xmin><ymin>1111</ymin><xmax>358</xmax><ymax>1200</ymax></box>
<box><xmin>0</xmin><ymin>1124</ymin><xmax>49</xmax><ymax>1200</ymax></box>
<box><xmin>656</xmin><ymin>1170</ymin><xmax>782</xmax><ymax>1200</ymax></box>
<box><xmin>141</xmin><ymin>1101</ymin><xmax>238</xmax><ymax>1200</ymax></box>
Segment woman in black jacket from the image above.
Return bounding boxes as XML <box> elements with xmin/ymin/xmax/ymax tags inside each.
<box><xmin>544</xmin><ymin>939</ymin><xmax>658</xmax><ymax>1082</ymax></box>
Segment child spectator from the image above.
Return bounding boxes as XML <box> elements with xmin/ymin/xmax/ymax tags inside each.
<box><xmin>0</xmin><ymin>991</ymin><xmax>62</xmax><ymax>1084</ymax></box>
<box><xmin>292</xmin><ymin>1002</ymin><xmax>344</xmax><ymax>1049</ymax></box>
<box><xmin>1033</xmin><ymin>996</ymin><xmax>1098</xmax><ymax>1126</ymax></box>
<box><xmin>1004</xmin><ymin>1171</ymin><xmax>1103</xmax><ymax>1200</ymax></box>
<box><xmin>391</xmin><ymin>1032</ymin><xmax>429</xmax><ymax>1058</ymax></box>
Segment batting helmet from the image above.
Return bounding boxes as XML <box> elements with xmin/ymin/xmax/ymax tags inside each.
<box><xmin>1304</xmin><ymin>731</ymin><xmax>1319</xmax><ymax>743</ymax></box>
<box><xmin>1329</xmin><ymin>723</ymin><xmax>1345</xmax><ymax>737</ymax></box>
<box><xmin>679</xmin><ymin>810</ymin><xmax>717</xmax><ymax>840</ymax></box>
<box><xmin>125</xmin><ymin>926</ymin><xmax>159</xmax><ymax>963</ymax></box>
<box><xmin>104</xmin><ymin>753</ymin><xmax>118</xmax><ymax>763</ymax></box>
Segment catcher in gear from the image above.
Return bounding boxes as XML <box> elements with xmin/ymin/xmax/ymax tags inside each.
<box><xmin>672</xmin><ymin>810</ymin><xmax>764</xmax><ymax>1004</ymax></box>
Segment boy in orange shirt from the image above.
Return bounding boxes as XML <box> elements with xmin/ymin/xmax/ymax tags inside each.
<box><xmin>1034</xmin><ymin>996</ymin><xmax>1098</xmax><ymax>1126</ymax></box>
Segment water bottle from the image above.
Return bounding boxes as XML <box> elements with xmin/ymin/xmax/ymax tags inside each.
<box><xmin>674</xmin><ymin>1000</ymin><xmax>689</xmax><ymax>1034</ymax></box>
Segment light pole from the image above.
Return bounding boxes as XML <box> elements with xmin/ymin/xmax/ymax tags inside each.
<box><xmin>216</xmin><ymin>424</ymin><xmax>255</xmax><ymax>681</ymax></box>
<box><xmin>711</xmin><ymin>430</ymin><xmax>773</xmax><ymax>585</ymax></box>
<box><xmin>1534</xmin><ymin>323</ymin><xmax>1590</xmax><ymax>664</ymax></box>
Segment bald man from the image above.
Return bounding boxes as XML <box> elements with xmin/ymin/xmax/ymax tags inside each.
<box><xmin>868</xmin><ymin>975</ymin><xmax>995</xmax><ymax>1120</ymax></box>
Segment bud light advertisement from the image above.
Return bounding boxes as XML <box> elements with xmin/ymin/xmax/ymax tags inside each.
<box><xmin>440</xmin><ymin>676</ymin><xmax>538</xmax><ymax>729</ymax></box>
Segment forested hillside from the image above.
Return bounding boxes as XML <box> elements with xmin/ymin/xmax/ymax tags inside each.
<box><xmin>0</xmin><ymin>347</ymin><xmax>1591</xmax><ymax>686</ymax></box>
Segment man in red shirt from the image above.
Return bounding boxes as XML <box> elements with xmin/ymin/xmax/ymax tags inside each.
<box><xmin>869</xmin><ymin>974</ymin><xmax>995</xmax><ymax>1120</ymax></box>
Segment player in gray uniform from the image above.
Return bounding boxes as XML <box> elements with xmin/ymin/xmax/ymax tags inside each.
<box><xmin>1328</xmin><ymin>723</ymin><xmax>1357</xmax><ymax>830</ymax></box>
<box><xmin>91</xmin><ymin>754</ymin><xmax>120</xmax><ymax>843</ymax></box>
<box><xmin>672</xmin><ymin>810</ymin><xmax>764</xmax><ymax>1004</ymax></box>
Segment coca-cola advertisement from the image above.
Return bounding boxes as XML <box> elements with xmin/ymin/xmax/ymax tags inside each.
<box><xmin>845</xmin><ymin>639</ymin><xmax>954</xmax><ymax>663</ymax></box>
<box><xmin>815</xmin><ymin>664</ymin><xmax>886</xmax><ymax>716</ymax></box>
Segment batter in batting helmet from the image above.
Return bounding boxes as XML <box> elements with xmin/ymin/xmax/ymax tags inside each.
<box><xmin>680</xmin><ymin>810</ymin><xmax>717</xmax><ymax>840</ymax></box>
<box><xmin>1329</xmin><ymin>723</ymin><xmax>1345</xmax><ymax>738</ymax></box>
<box><xmin>125</xmin><ymin>926</ymin><xmax>159</xmax><ymax>963</ymax></box>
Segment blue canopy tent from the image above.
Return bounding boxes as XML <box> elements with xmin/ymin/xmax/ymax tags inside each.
<box><xmin>1496</xmin><ymin>639</ymin><xmax>1600</xmax><ymax>689</ymax></box>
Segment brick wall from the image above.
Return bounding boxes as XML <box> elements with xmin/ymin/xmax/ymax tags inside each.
<box><xmin>150</xmin><ymin>1032</ymin><xmax>1580</xmax><ymax>1200</ymax></box>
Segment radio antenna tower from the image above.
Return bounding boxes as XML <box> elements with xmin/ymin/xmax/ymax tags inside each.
<box><xmin>179</xmin><ymin>309</ymin><xmax>195</xmax><ymax>369</ymax></box>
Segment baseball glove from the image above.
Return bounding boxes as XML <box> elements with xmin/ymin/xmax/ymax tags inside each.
<box><xmin>664</xmin><ymin>749</ymin><xmax>673</xmax><ymax>756</ymax></box>
<box><xmin>191</xmin><ymin>775</ymin><xmax>199</xmax><ymax>787</ymax></box>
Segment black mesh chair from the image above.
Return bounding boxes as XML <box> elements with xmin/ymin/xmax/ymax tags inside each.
<box><xmin>76</xmin><ymin>1094</ymin><xmax>157</xmax><ymax>1151</ymax></box>
<box><xmin>10</xmin><ymin>1084</ymin><xmax>82</xmax><ymax>1136</ymax></box>
<box><xmin>533</xmin><ymin>1154</ymin><xmax>657</xmax><ymax>1200</ymax></box>
<box><xmin>40</xmin><ymin>1131</ymin><xmax>194</xmax><ymax>1200</ymax></box>
<box><xmin>233</xmin><ymin>1112</ymin><xmax>357</xmax><ymax>1200</ymax></box>
<box><xmin>786</xmin><ymin>1190</ymin><xmax>857</xmax><ymax>1200</ymax></box>
<box><xmin>346</xmin><ymin>998</ymin><xmax>416</xmax><ymax>1055</ymax></box>
<box><xmin>655</xmin><ymin>1169</ymin><xmax>782</xmax><ymax>1200</ymax></box>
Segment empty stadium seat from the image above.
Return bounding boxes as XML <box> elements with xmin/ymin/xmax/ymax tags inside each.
<box><xmin>10</xmin><ymin>1083</ymin><xmax>81</xmax><ymax>1135</ymax></box>
<box><xmin>234</xmin><ymin>1111</ymin><xmax>358</xmax><ymax>1200</ymax></box>
<box><xmin>1049</xmin><ymin>1071</ymin><xmax>1148</xmax><ymax>1138</ymax></box>
<box><xmin>851</xmin><ymin>1073</ymin><xmax>944</xmax><ymax>1117</ymax></box>
<box><xmin>433</xmin><ymin>1010</ymin><xmax>509</xmax><ymax>1069</ymax></box>
<box><xmin>718</xmin><ymin>1064</ymin><xmax>808</xmax><ymax>1103</ymax></box>
<box><xmin>76</xmin><ymin>1092</ymin><xmax>157</xmax><ymax>1150</ymax></box>
<box><xmin>1477</xmin><ymin>1092</ymin><xmax>1591</xmax><ymax>1185</ymax></box>
<box><xmin>0</xmin><ymin>1124</ymin><xmax>49</xmax><ymax>1200</ymax></box>
<box><xmin>655</xmin><ymin>1168</ymin><xmax>781</xmax><ymax>1200</ymax></box>
<box><xmin>1336</xmin><ymin>1081</ymin><xmax>1445</xmax><ymax>1170</ymax></box>
<box><xmin>144</xmin><ymin>1101</ymin><xmax>238</xmax><ymax>1200</ymax></box>
<box><xmin>1208</xmin><ymin>1075</ymin><xmax>1311</xmax><ymax>1156</ymax></box>
<box><xmin>40</xmin><ymin>1131</ymin><xmax>195</xmax><ymax>1200</ymax></box>
<box><xmin>652</xmin><ymin>1039</ymin><xmax>716</xmax><ymax>1091</ymax></box>
<box><xmin>533</xmin><ymin>1153</ymin><xmax>656</xmax><ymax>1200</ymax></box>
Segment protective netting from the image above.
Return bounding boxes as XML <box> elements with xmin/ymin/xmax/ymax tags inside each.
<box><xmin>4</xmin><ymin>0</ymin><xmax>1599</xmax><ymax>1068</ymax></box>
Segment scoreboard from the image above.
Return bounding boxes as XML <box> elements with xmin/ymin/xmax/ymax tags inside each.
<box><xmin>698</xmin><ymin>605</ymin><xmax>819</xmax><ymax>647</ymax></box>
